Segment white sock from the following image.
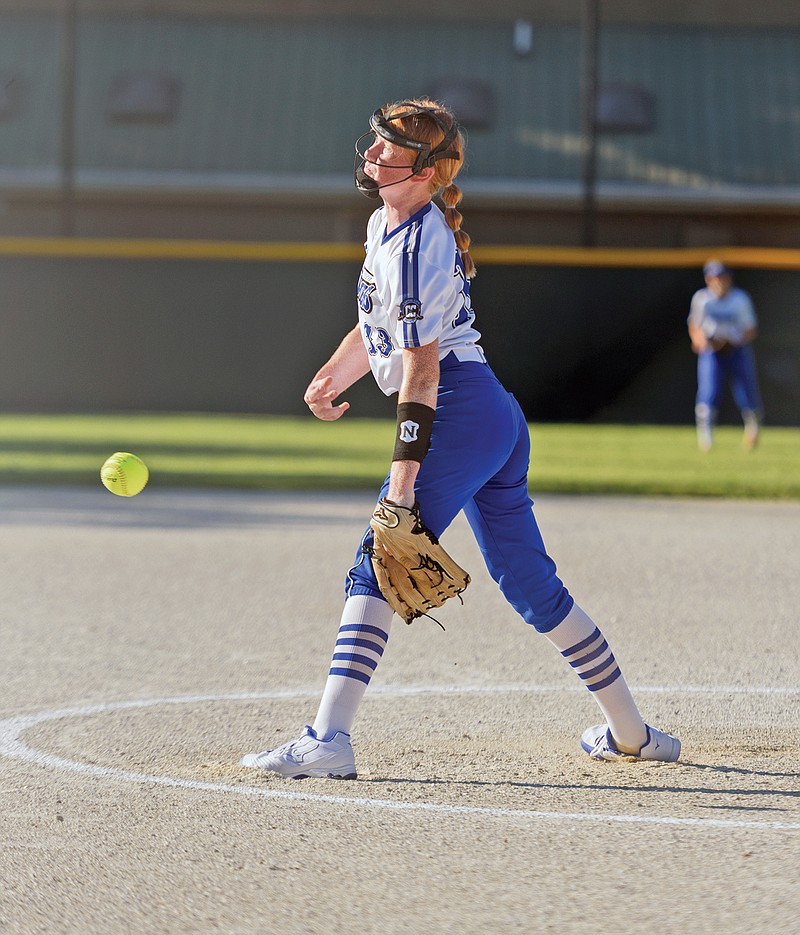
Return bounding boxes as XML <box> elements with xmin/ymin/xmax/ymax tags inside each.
<box><xmin>312</xmin><ymin>594</ymin><xmax>394</xmax><ymax>741</ymax></box>
<box><xmin>545</xmin><ymin>603</ymin><xmax>647</xmax><ymax>752</ymax></box>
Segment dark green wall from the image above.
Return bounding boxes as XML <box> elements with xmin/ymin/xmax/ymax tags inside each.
<box><xmin>1</xmin><ymin>256</ymin><xmax>797</xmax><ymax>424</ymax></box>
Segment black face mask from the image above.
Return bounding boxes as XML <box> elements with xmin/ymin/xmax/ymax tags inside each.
<box><xmin>352</xmin><ymin>105</ymin><xmax>460</xmax><ymax>200</ymax></box>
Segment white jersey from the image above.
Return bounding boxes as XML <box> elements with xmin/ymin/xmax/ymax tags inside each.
<box><xmin>357</xmin><ymin>202</ymin><xmax>485</xmax><ymax>395</ymax></box>
<box><xmin>688</xmin><ymin>285</ymin><xmax>757</xmax><ymax>343</ymax></box>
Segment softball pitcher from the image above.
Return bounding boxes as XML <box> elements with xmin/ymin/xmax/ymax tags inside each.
<box><xmin>241</xmin><ymin>99</ymin><xmax>680</xmax><ymax>779</ymax></box>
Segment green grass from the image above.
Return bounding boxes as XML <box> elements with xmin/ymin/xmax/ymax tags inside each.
<box><xmin>0</xmin><ymin>413</ymin><xmax>798</xmax><ymax>499</ymax></box>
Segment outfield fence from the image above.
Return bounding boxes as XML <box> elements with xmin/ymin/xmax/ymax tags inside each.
<box><xmin>1</xmin><ymin>240</ymin><xmax>797</xmax><ymax>424</ymax></box>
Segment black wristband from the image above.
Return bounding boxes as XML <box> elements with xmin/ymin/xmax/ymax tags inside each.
<box><xmin>392</xmin><ymin>401</ymin><xmax>435</xmax><ymax>463</ymax></box>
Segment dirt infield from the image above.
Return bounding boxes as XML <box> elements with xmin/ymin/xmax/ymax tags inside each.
<box><xmin>1</xmin><ymin>487</ymin><xmax>798</xmax><ymax>935</ymax></box>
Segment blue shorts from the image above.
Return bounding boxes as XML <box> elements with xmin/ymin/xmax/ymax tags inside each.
<box><xmin>345</xmin><ymin>353</ymin><xmax>574</xmax><ymax>633</ymax></box>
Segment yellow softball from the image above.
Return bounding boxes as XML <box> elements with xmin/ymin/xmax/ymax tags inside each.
<box><xmin>100</xmin><ymin>452</ymin><xmax>149</xmax><ymax>497</ymax></box>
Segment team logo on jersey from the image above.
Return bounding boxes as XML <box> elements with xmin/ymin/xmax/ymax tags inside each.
<box><xmin>358</xmin><ymin>272</ymin><xmax>377</xmax><ymax>314</ymax></box>
<box><xmin>398</xmin><ymin>420</ymin><xmax>419</xmax><ymax>442</ymax></box>
<box><xmin>399</xmin><ymin>298</ymin><xmax>423</xmax><ymax>322</ymax></box>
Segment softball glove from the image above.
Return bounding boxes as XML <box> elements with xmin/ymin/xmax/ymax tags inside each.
<box><xmin>367</xmin><ymin>498</ymin><xmax>470</xmax><ymax>625</ymax></box>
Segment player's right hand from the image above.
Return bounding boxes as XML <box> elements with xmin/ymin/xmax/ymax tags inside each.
<box><xmin>304</xmin><ymin>375</ymin><xmax>350</xmax><ymax>421</ymax></box>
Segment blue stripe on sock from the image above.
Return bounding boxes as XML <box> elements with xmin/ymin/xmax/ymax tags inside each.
<box><xmin>576</xmin><ymin>653</ymin><xmax>616</xmax><ymax>681</ymax></box>
<box><xmin>338</xmin><ymin>623</ymin><xmax>389</xmax><ymax>642</ymax></box>
<box><xmin>586</xmin><ymin>666</ymin><xmax>622</xmax><ymax>692</ymax></box>
<box><xmin>332</xmin><ymin>652</ymin><xmax>378</xmax><ymax>670</ymax></box>
<box><xmin>335</xmin><ymin>637</ymin><xmax>385</xmax><ymax>656</ymax></box>
<box><xmin>568</xmin><ymin>638</ymin><xmax>609</xmax><ymax>669</ymax></box>
<box><xmin>328</xmin><ymin>666</ymin><xmax>371</xmax><ymax>685</ymax></box>
<box><xmin>561</xmin><ymin>626</ymin><xmax>602</xmax><ymax>658</ymax></box>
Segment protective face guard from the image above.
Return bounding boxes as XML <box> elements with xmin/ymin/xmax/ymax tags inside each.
<box><xmin>354</xmin><ymin>102</ymin><xmax>461</xmax><ymax>198</ymax></box>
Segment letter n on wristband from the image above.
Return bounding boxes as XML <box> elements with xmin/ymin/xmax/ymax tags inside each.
<box><xmin>393</xmin><ymin>402</ymin><xmax>435</xmax><ymax>463</ymax></box>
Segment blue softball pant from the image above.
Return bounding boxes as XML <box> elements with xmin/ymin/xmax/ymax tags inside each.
<box><xmin>344</xmin><ymin>353</ymin><xmax>574</xmax><ymax>633</ymax></box>
<box><xmin>696</xmin><ymin>345</ymin><xmax>763</xmax><ymax>417</ymax></box>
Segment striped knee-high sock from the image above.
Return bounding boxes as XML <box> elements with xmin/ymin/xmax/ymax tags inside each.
<box><xmin>545</xmin><ymin>603</ymin><xmax>647</xmax><ymax>751</ymax></box>
<box><xmin>312</xmin><ymin>594</ymin><xmax>394</xmax><ymax>741</ymax></box>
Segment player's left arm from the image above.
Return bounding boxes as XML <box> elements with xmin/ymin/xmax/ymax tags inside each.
<box><xmin>730</xmin><ymin>292</ymin><xmax>759</xmax><ymax>346</ymax></box>
<box><xmin>386</xmin><ymin>340</ymin><xmax>440</xmax><ymax>508</ymax></box>
<box><xmin>738</xmin><ymin>325</ymin><xmax>758</xmax><ymax>345</ymax></box>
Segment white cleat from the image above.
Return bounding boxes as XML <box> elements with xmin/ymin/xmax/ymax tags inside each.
<box><xmin>240</xmin><ymin>725</ymin><xmax>357</xmax><ymax>780</ymax></box>
<box><xmin>581</xmin><ymin>724</ymin><xmax>681</xmax><ymax>762</ymax></box>
<box><xmin>743</xmin><ymin>412</ymin><xmax>760</xmax><ymax>451</ymax></box>
<box><xmin>697</xmin><ymin>425</ymin><xmax>713</xmax><ymax>453</ymax></box>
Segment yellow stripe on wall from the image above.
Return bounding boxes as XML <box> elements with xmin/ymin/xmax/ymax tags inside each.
<box><xmin>474</xmin><ymin>245</ymin><xmax>800</xmax><ymax>269</ymax></box>
<box><xmin>0</xmin><ymin>238</ymin><xmax>365</xmax><ymax>262</ymax></box>
<box><xmin>1</xmin><ymin>237</ymin><xmax>800</xmax><ymax>269</ymax></box>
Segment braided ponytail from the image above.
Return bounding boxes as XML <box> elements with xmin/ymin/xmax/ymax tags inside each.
<box><xmin>441</xmin><ymin>181</ymin><xmax>476</xmax><ymax>280</ymax></box>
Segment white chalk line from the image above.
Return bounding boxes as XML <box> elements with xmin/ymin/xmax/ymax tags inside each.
<box><xmin>1</xmin><ymin>686</ymin><xmax>799</xmax><ymax>833</ymax></box>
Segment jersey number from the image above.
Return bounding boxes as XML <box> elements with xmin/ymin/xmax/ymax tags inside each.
<box><xmin>452</xmin><ymin>261</ymin><xmax>475</xmax><ymax>328</ymax></box>
<box><xmin>364</xmin><ymin>323</ymin><xmax>393</xmax><ymax>357</ymax></box>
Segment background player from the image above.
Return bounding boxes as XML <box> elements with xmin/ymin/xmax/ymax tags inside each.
<box><xmin>240</xmin><ymin>99</ymin><xmax>680</xmax><ymax>778</ymax></box>
<box><xmin>688</xmin><ymin>259</ymin><xmax>763</xmax><ymax>451</ymax></box>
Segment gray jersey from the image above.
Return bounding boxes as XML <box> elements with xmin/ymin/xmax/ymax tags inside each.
<box><xmin>688</xmin><ymin>286</ymin><xmax>757</xmax><ymax>343</ymax></box>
